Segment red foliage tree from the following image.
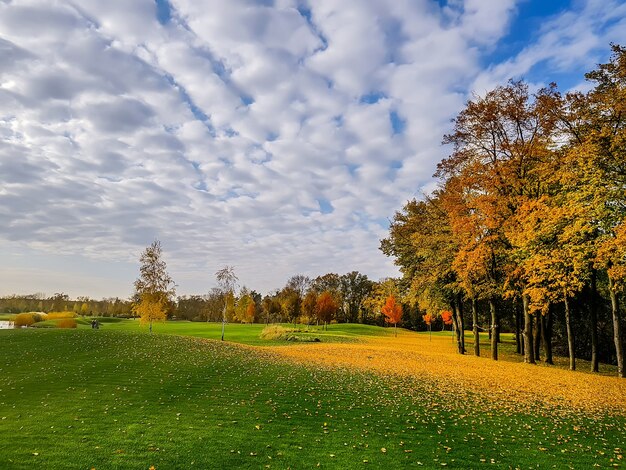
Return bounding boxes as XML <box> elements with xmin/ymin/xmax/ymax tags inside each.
<box><xmin>316</xmin><ymin>291</ymin><xmax>337</xmax><ymax>330</ymax></box>
<box><xmin>382</xmin><ymin>295</ymin><xmax>403</xmax><ymax>337</ymax></box>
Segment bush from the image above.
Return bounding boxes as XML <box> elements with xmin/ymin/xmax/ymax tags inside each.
<box><xmin>14</xmin><ymin>313</ymin><xmax>36</xmax><ymax>327</ymax></box>
<box><xmin>57</xmin><ymin>318</ymin><xmax>77</xmax><ymax>329</ymax></box>
<box><xmin>32</xmin><ymin>313</ymin><xmax>47</xmax><ymax>322</ymax></box>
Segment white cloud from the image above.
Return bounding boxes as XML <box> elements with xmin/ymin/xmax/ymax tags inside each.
<box><xmin>0</xmin><ymin>0</ymin><xmax>622</xmax><ymax>298</ymax></box>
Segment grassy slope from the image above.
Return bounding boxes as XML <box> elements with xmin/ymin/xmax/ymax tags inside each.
<box><xmin>1</xmin><ymin>329</ymin><xmax>625</xmax><ymax>469</ymax></box>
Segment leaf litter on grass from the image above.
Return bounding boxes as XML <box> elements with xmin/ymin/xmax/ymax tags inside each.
<box><xmin>262</xmin><ymin>330</ymin><xmax>626</xmax><ymax>417</ymax></box>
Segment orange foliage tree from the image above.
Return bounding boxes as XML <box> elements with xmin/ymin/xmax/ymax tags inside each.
<box><xmin>316</xmin><ymin>291</ymin><xmax>337</xmax><ymax>330</ymax></box>
<box><xmin>440</xmin><ymin>310</ymin><xmax>453</xmax><ymax>330</ymax></box>
<box><xmin>382</xmin><ymin>295</ymin><xmax>403</xmax><ymax>337</ymax></box>
<box><xmin>440</xmin><ymin>309</ymin><xmax>456</xmax><ymax>342</ymax></box>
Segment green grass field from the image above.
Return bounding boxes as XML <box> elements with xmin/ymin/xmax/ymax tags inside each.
<box><xmin>0</xmin><ymin>326</ymin><xmax>625</xmax><ymax>469</ymax></box>
<box><xmin>86</xmin><ymin>318</ymin><xmax>392</xmax><ymax>345</ymax></box>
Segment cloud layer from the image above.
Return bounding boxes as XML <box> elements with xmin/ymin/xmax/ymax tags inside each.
<box><xmin>1</xmin><ymin>0</ymin><xmax>625</xmax><ymax>297</ymax></box>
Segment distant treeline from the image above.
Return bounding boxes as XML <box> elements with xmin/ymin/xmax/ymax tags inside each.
<box><xmin>0</xmin><ymin>272</ymin><xmax>423</xmax><ymax>328</ymax></box>
<box><xmin>0</xmin><ymin>293</ymin><xmax>133</xmax><ymax>317</ymax></box>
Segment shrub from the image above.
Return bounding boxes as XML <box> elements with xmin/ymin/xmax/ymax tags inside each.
<box><xmin>32</xmin><ymin>313</ymin><xmax>47</xmax><ymax>322</ymax></box>
<box><xmin>57</xmin><ymin>318</ymin><xmax>77</xmax><ymax>329</ymax></box>
<box><xmin>14</xmin><ymin>313</ymin><xmax>35</xmax><ymax>327</ymax></box>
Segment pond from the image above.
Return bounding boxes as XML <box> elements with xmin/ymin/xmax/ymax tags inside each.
<box><xmin>0</xmin><ymin>321</ymin><xmax>14</xmax><ymax>329</ymax></box>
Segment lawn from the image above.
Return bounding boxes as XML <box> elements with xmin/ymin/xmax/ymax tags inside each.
<box><xmin>95</xmin><ymin>319</ymin><xmax>393</xmax><ymax>346</ymax></box>
<box><xmin>0</xmin><ymin>327</ymin><xmax>625</xmax><ymax>469</ymax></box>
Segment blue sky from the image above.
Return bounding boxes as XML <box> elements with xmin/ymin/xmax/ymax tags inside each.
<box><xmin>0</xmin><ymin>0</ymin><xmax>625</xmax><ymax>298</ymax></box>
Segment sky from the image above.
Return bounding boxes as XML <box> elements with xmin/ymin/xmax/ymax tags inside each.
<box><xmin>1</xmin><ymin>0</ymin><xmax>626</xmax><ymax>299</ymax></box>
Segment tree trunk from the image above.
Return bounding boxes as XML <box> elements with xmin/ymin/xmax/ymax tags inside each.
<box><xmin>589</xmin><ymin>270</ymin><xmax>599</xmax><ymax>372</ymax></box>
<box><xmin>541</xmin><ymin>306</ymin><xmax>553</xmax><ymax>365</ymax></box>
<box><xmin>563</xmin><ymin>293</ymin><xmax>575</xmax><ymax>371</ymax></box>
<box><xmin>514</xmin><ymin>297</ymin><xmax>522</xmax><ymax>355</ymax></box>
<box><xmin>522</xmin><ymin>294</ymin><xmax>534</xmax><ymax>364</ymax></box>
<box><xmin>472</xmin><ymin>298</ymin><xmax>479</xmax><ymax>357</ymax></box>
<box><xmin>489</xmin><ymin>298</ymin><xmax>498</xmax><ymax>361</ymax></box>
<box><xmin>533</xmin><ymin>311</ymin><xmax>541</xmax><ymax>362</ymax></box>
<box><xmin>454</xmin><ymin>294</ymin><xmax>465</xmax><ymax>354</ymax></box>
<box><xmin>608</xmin><ymin>274</ymin><xmax>624</xmax><ymax>378</ymax></box>
<box><xmin>450</xmin><ymin>301</ymin><xmax>460</xmax><ymax>347</ymax></box>
<box><xmin>519</xmin><ymin>302</ymin><xmax>526</xmax><ymax>356</ymax></box>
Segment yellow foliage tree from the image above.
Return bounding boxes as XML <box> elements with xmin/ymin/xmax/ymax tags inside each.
<box><xmin>132</xmin><ymin>240</ymin><xmax>175</xmax><ymax>334</ymax></box>
<box><xmin>133</xmin><ymin>292</ymin><xmax>168</xmax><ymax>332</ymax></box>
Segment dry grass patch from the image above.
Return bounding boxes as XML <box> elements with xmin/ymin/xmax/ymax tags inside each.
<box><xmin>260</xmin><ymin>325</ymin><xmax>320</xmax><ymax>342</ymax></box>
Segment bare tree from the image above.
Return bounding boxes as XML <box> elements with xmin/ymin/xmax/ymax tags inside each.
<box><xmin>215</xmin><ymin>266</ymin><xmax>238</xmax><ymax>341</ymax></box>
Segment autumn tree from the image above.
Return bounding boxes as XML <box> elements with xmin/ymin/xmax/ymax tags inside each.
<box><xmin>236</xmin><ymin>289</ymin><xmax>254</xmax><ymax>323</ymax></box>
<box><xmin>380</xmin><ymin>191</ymin><xmax>465</xmax><ymax>353</ymax></box>
<box><xmin>510</xmin><ymin>196</ymin><xmax>593</xmax><ymax>369</ymax></box>
<box><xmin>316</xmin><ymin>291</ymin><xmax>337</xmax><ymax>330</ymax></box>
<box><xmin>245</xmin><ymin>301</ymin><xmax>256</xmax><ymax>324</ymax></box>
<box><xmin>528</xmin><ymin>46</ymin><xmax>626</xmax><ymax>376</ymax></box>
<box><xmin>302</xmin><ymin>289</ymin><xmax>318</xmax><ymax>325</ymax></box>
<box><xmin>382</xmin><ymin>295</ymin><xmax>403</xmax><ymax>336</ymax></box>
<box><xmin>576</xmin><ymin>46</ymin><xmax>626</xmax><ymax>378</ymax></box>
<box><xmin>363</xmin><ymin>278</ymin><xmax>400</xmax><ymax>325</ymax></box>
<box><xmin>438</xmin><ymin>80</ymin><xmax>556</xmax><ymax>360</ymax></box>
<box><xmin>261</xmin><ymin>294</ymin><xmax>281</xmax><ymax>324</ymax></box>
<box><xmin>132</xmin><ymin>240</ymin><xmax>175</xmax><ymax>334</ymax></box>
<box><xmin>279</xmin><ymin>286</ymin><xmax>301</xmax><ymax>326</ymax></box>
<box><xmin>339</xmin><ymin>271</ymin><xmax>373</xmax><ymax>323</ymax></box>
<box><xmin>440</xmin><ymin>310</ymin><xmax>453</xmax><ymax>331</ymax></box>
<box><xmin>380</xmin><ymin>45</ymin><xmax>626</xmax><ymax>374</ymax></box>
<box><xmin>311</xmin><ymin>273</ymin><xmax>342</xmax><ymax>316</ymax></box>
